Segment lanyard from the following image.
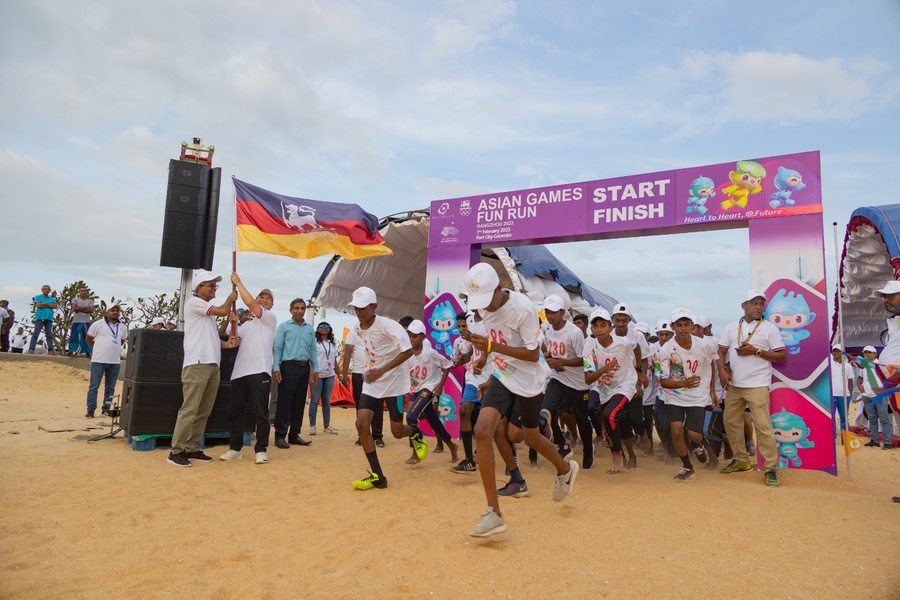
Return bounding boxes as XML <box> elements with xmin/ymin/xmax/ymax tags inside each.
<box><xmin>319</xmin><ymin>340</ymin><xmax>332</xmax><ymax>362</ymax></box>
<box><xmin>105</xmin><ymin>318</ymin><xmax>120</xmax><ymax>341</ymax></box>
<box><xmin>737</xmin><ymin>318</ymin><xmax>762</xmax><ymax>346</ymax></box>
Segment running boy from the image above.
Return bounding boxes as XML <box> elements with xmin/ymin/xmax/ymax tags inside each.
<box><xmin>464</xmin><ymin>264</ymin><xmax>578</xmax><ymax>537</ymax></box>
<box><xmin>347</xmin><ymin>287</ymin><xmax>425</xmax><ymax>490</ymax></box>
<box><xmin>657</xmin><ymin>308</ymin><xmax>718</xmax><ymax>481</ymax></box>
<box><xmin>452</xmin><ymin>311</ymin><xmax>490</xmax><ymax>474</ymax></box>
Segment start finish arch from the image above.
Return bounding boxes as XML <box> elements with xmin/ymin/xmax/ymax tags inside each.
<box><xmin>421</xmin><ymin>151</ymin><xmax>835</xmax><ymax>475</ymax></box>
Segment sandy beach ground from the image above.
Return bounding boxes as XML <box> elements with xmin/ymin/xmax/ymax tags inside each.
<box><xmin>1</xmin><ymin>356</ymin><xmax>898</xmax><ymax>599</ymax></box>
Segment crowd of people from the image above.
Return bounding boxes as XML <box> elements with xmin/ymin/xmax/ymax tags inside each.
<box><xmin>9</xmin><ymin>266</ymin><xmax>900</xmax><ymax>533</ymax></box>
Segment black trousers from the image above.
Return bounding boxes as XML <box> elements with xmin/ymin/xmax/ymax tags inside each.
<box><xmin>275</xmin><ymin>362</ymin><xmax>310</xmax><ymax>440</ymax></box>
<box><xmin>230</xmin><ymin>372</ymin><xmax>271</xmax><ymax>452</ymax></box>
<box><xmin>353</xmin><ymin>372</ymin><xmax>383</xmax><ymax>440</ymax></box>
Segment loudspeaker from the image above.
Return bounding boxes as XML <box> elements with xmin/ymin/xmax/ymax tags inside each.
<box><xmin>120</xmin><ymin>329</ymin><xmax>250</xmax><ymax>436</ymax></box>
<box><xmin>160</xmin><ymin>159</ymin><xmax>220</xmax><ymax>270</ymax></box>
<box><xmin>119</xmin><ymin>379</ymin><xmax>256</xmax><ymax>436</ymax></box>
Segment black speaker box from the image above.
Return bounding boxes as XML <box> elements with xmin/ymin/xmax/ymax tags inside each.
<box><xmin>167</xmin><ymin>159</ymin><xmax>209</xmax><ymax>188</ymax></box>
<box><xmin>124</xmin><ymin>329</ymin><xmax>239</xmax><ymax>382</ymax></box>
<box><xmin>119</xmin><ymin>379</ymin><xmax>257</xmax><ymax>436</ymax></box>
<box><xmin>165</xmin><ymin>184</ymin><xmax>209</xmax><ymax>215</ymax></box>
<box><xmin>159</xmin><ymin>160</ymin><xmax>221</xmax><ymax>270</ymax></box>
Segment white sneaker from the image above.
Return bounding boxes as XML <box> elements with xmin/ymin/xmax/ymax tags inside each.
<box><xmin>219</xmin><ymin>449</ymin><xmax>243</xmax><ymax>461</ymax></box>
<box><xmin>325</xmin><ymin>426</ymin><xmax>338</xmax><ymax>435</ymax></box>
<box><xmin>552</xmin><ymin>459</ymin><xmax>579</xmax><ymax>502</ymax></box>
<box><xmin>308</xmin><ymin>428</ymin><xmax>317</xmax><ymax>436</ymax></box>
<box><xmin>255</xmin><ymin>451</ymin><xmax>268</xmax><ymax>464</ymax></box>
<box><xmin>469</xmin><ymin>506</ymin><xmax>507</xmax><ymax>538</ymax></box>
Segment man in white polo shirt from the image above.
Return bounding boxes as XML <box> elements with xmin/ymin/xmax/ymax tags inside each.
<box><xmin>218</xmin><ymin>272</ymin><xmax>278</xmax><ymax>465</ymax></box>
<box><xmin>716</xmin><ymin>289</ymin><xmax>787</xmax><ymax>486</ymax></box>
<box><xmin>84</xmin><ymin>304</ymin><xmax>128</xmax><ymax>418</ymax></box>
<box><xmin>167</xmin><ymin>270</ymin><xmax>238</xmax><ymax>468</ymax></box>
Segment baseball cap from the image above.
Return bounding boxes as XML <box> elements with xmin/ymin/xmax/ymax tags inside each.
<box><xmin>406</xmin><ymin>319</ymin><xmax>427</xmax><ymax>335</ymax></box>
<box><xmin>743</xmin><ymin>289</ymin><xmax>767</xmax><ymax>303</ymax></box>
<box><xmin>863</xmin><ymin>345</ymin><xmax>877</xmax><ymax>353</ymax></box>
<box><xmin>348</xmin><ymin>286</ymin><xmax>377</xmax><ymax>308</ymax></box>
<box><xmin>544</xmin><ymin>294</ymin><xmax>565</xmax><ymax>313</ymax></box>
<box><xmin>831</xmin><ymin>344</ymin><xmax>842</xmax><ymax>351</ymax></box>
<box><xmin>635</xmin><ymin>322</ymin><xmax>649</xmax><ymax>334</ymax></box>
<box><xmin>656</xmin><ymin>319</ymin><xmax>674</xmax><ymax>333</ymax></box>
<box><xmin>150</xmin><ymin>317</ymin><xmax>165</xmax><ymax>326</ymax></box>
<box><xmin>589</xmin><ymin>308</ymin><xmax>612</xmax><ymax>324</ymax></box>
<box><xmin>258</xmin><ymin>288</ymin><xmax>274</xmax><ymax>300</ymax></box>
<box><xmin>612</xmin><ymin>303</ymin><xmax>631</xmax><ymax>317</ymax></box>
<box><xmin>671</xmin><ymin>307</ymin><xmax>694</xmax><ymax>323</ymax></box>
<box><xmin>695</xmin><ymin>314</ymin><xmax>711</xmax><ymax>328</ymax></box>
<box><xmin>192</xmin><ymin>270</ymin><xmax>222</xmax><ymax>289</ymax></box>
<box><xmin>876</xmin><ymin>280</ymin><xmax>900</xmax><ymax>295</ymax></box>
<box><xmin>463</xmin><ymin>263</ymin><xmax>500</xmax><ymax>310</ymax></box>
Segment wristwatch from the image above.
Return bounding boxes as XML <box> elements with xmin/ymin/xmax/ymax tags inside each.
<box><xmin>755</xmin><ymin>349</ymin><xmax>763</xmax><ymax>357</ymax></box>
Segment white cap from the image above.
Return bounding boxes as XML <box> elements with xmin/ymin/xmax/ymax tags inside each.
<box><xmin>831</xmin><ymin>344</ymin><xmax>842</xmax><ymax>351</ymax></box>
<box><xmin>695</xmin><ymin>314</ymin><xmax>711</xmax><ymax>328</ymax></box>
<box><xmin>589</xmin><ymin>308</ymin><xmax>612</xmax><ymax>323</ymax></box>
<box><xmin>612</xmin><ymin>303</ymin><xmax>631</xmax><ymax>317</ymax></box>
<box><xmin>192</xmin><ymin>270</ymin><xmax>222</xmax><ymax>289</ymax></box>
<box><xmin>544</xmin><ymin>294</ymin><xmax>565</xmax><ymax>313</ymax></box>
<box><xmin>347</xmin><ymin>286</ymin><xmax>377</xmax><ymax>308</ymax></box>
<box><xmin>151</xmin><ymin>317</ymin><xmax>165</xmax><ymax>326</ymax></box>
<box><xmin>656</xmin><ymin>319</ymin><xmax>674</xmax><ymax>333</ymax></box>
<box><xmin>463</xmin><ymin>263</ymin><xmax>500</xmax><ymax>310</ymax></box>
<box><xmin>863</xmin><ymin>345</ymin><xmax>877</xmax><ymax>353</ymax></box>
<box><xmin>670</xmin><ymin>307</ymin><xmax>694</xmax><ymax>324</ymax></box>
<box><xmin>743</xmin><ymin>289</ymin><xmax>767</xmax><ymax>302</ymax></box>
<box><xmin>635</xmin><ymin>322</ymin><xmax>649</xmax><ymax>334</ymax></box>
<box><xmin>406</xmin><ymin>319</ymin><xmax>427</xmax><ymax>335</ymax></box>
<box><xmin>877</xmin><ymin>280</ymin><xmax>900</xmax><ymax>295</ymax></box>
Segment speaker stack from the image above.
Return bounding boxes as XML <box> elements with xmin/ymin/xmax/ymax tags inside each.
<box><xmin>120</xmin><ymin>329</ymin><xmax>254</xmax><ymax>437</ymax></box>
<box><xmin>159</xmin><ymin>159</ymin><xmax>221</xmax><ymax>270</ymax></box>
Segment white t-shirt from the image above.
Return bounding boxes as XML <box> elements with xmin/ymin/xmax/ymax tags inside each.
<box><xmin>481</xmin><ymin>290</ymin><xmax>550</xmax><ymax>397</ymax></box>
<box><xmin>829</xmin><ymin>357</ymin><xmax>854</xmax><ymax>398</ymax></box>
<box><xmin>316</xmin><ymin>339</ymin><xmax>337</xmax><ymax>378</ymax></box>
<box><xmin>612</xmin><ymin>331</ymin><xmax>639</xmax><ymax>365</ymax></box>
<box><xmin>408</xmin><ymin>345</ymin><xmax>452</xmax><ymax>393</ymax></box>
<box><xmin>231</xmin><ymin>308</ymin><xmax>277</xmax><ymax>380</ymax></box>
<box><xmin>71</xmin><ymin>297</ymin><xmax>94</xmax><ymax>324</ymax></box>
<box><xmin>644</xmin><ymin>341</ymin><xmax>661</xmax><ymax>405</ymax></box>
<box><xmin>344</xmin><ymin>329</ymin><xmax>367</xmax><ymax>372</ymax></box>
<box><xmin>879</xmin><ymin>315</ymin><xmax>900</xmax><ymax>365</ymax></box>
<box><xmin>461</xmin><ymin>320</ymin><xmax>492</xmax><ymax>387</ymax></box>
<box><xmin>0</xmin><ymin>307</ymin><xmax>9</xmax><ymax>324</ymax></box>
<box><xmin>87</xmin><ymin>318</ymin><xmax>128</xmax><ymax>364</ymax></box>
<box><xmin>582</xmin><ymin>336</ymin><xmax>637</xmax><ymax>402</ymax></box>
<box><xmin>356</xmin><ymin>315</ymin><xmax>413</xmax><ymax>398</ymax></box>
<box><xmin>858</xmin><ymin>359</ymin><xmax>883</xmax><ymax>398</ymax></box>
<box><xmin>11</xmin><ymin>332</ymin><xmax>27</xmax><ymax>350</ymax></box>
<box><xmin>544</xmin><ymin>320</ymin><xmax>589</xmax><ymax>391</ymax></box>
<box><xmin>718</xmin><ymin>318</ymin><xmax>785</xmax><ymax>388</ymax></box>
<box><xmin>657</xmin><ymin>336</ymin><xmax>716</xmax><ymax>407</ymax></box>
<box><xmin>183</xmin><ymin>295</ymin><xmax>221</xmax><ymax>368</ymax></box>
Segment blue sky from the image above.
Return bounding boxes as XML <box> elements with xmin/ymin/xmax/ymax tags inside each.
<box><xmin>1</xmin><ymin>1</ymin><xmax>898</xmax><ymax>334</ymax></box>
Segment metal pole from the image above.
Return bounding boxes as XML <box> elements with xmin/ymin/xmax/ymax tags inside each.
<box><xmin>833</xmin><ymin>221</ymin><xmax>852</xmax><ymax>480</ymax></box>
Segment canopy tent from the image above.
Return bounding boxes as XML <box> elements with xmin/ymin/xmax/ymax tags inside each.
<box><xmin>309</xmin><ymin>210</ymin><xmax>618</xmax><ymax>320</ymax></box>
<box><xmin>834</xmin><ymin>204</ymin><xmax>900</xmax><ymax>348</ymax></box>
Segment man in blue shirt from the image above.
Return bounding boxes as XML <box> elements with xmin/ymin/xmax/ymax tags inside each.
<box><xmin>29</xmin><ymin>285</ymin><xmax>57</xmax><ymax>354</ymax></box>
<box><xmin>272</xmin><ymin>298</ymin><xmax>319</xmax><ymax>449</ymax></box>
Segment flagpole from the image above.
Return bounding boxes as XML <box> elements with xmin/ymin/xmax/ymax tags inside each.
<box><xmin>833</xmin><ymin>221</ymin><xmax>852</xmax><ymax>480</ymax></box>
<box><xmin>228</xmin><ymin>179</ymin><xmax>239</xmax><ymax>347</ymax></box>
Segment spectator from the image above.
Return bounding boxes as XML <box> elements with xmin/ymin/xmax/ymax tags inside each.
<box><xmin>29</xmin><ymin>285</ymin><xmax>57</xmax><ymax>354</ymax></box>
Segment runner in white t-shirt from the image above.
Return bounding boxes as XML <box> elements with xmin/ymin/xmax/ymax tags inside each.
<box><xmin>650</xmin><ymin>319</ymin><xmax>676</xmax><ymax>461</ymax></box>
<box><xmin>464</xmin><ymin>263</ymin><xmax>578</xmax><ymax>538</ymax></box>
<box><xmin>540</xmin><ymin>295</ymin><xmax>593</xmax><ymax>469</ymax></box>
<box><xmin>341</xmin><ymin>327</ymin><xmax>385</xmax><ymax>447</ymax></box>
<box><xmin>611</xmin><ymin>302</ymin><xmax>652</xmax><ymax>468</ymax></box>
<box><xmin>451</xmin><ymin>311</ymin><xmax>489</xmax><ymax>474</ymax></box>
<box><xmin>218</xmin><ymin>273</ymin><xmax>277</xmax><ymax>465</ymax></box>
<box><xmin>347</xmin><ymin>287</ymin><xmax>420</xmax><ymax>491</ymax></box>
<box><xmin>583</xmin><ymin>308</ymin><xmax>637</xmax><ymax>474</ymax></box>
<box><xmin>658</xmin><ymin>308</ymin><xmax>718</xmax><ymax>481</ymax></box>
<box><xmin>403</xmin><ymin>320</ymin><xmax>459</xmax><ymax>464</ymax></box>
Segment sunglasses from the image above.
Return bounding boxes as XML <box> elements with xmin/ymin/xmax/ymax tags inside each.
<box><xmin>317</xmin><ymin>324</ymin><xmax>331</xmax><ymax>329</ymax></box>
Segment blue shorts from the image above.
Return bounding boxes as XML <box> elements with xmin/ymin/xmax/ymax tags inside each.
<box><xmin>462</xmin><ymin>383</ymin><xmax>482</xmax><ymax>404</ymax></box>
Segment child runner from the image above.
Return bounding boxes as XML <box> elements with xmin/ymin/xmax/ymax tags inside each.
<box><xmin>611</xmin><ymin>303</ymin><xmax>652</xmax><ymax>467</ymax></box>
<box><xmin>657</xmin><ymin>308</ymin><xmax>718</xmax><ymax>481</ymax></box>
<box><xmin>651</xmin><ymin>319</ymin><xmax>676</xmax><ymax>461</ymax></box>
<box><xmin>541</xmin><ymin>294</ymin><xmax>593</xmax><ymax>469</ymax></box>
<box><xmin>583</xmin><ymin>308</ymin><xmax>638</xmax><ymax>474</ymax></box>
<box><xmin>347</xmin><ymin>287</ymin><xmax>425</xmax><ymax>490</ymax></box>
<box><xmin>403</xmin><ymin>320</ymin><xmax>460</xmax><ymax>463</ymax></box>
<box><xmin>464</xmin><ymin>264</ymin><xmax>578</xmax><ymax>538</ymax></box>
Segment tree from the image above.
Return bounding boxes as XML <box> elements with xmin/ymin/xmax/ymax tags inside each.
<box><xmin>131</xmin><ymin>291</ymin><xmax>180</xmax><ymax>327</ymax></box>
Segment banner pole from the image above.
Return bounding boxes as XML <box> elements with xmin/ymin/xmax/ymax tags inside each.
<box><xmin>228</xmin><ymin>180</ymin><xmax>239</xmax><ymax>347</ymax></box>
<box><xmin>833</xmin><ymin>221</ymin><xmax>852</xmax><ymax>480</ymax></box>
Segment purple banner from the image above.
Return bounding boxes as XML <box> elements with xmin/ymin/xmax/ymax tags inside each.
<box><xmin>430</xmin><ymin>151</ymin><xmax>822</xmax><ymax>246</ymax></box>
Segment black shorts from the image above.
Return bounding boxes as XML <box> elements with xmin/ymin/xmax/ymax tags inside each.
<box><xmin>667</xmin><ymin>405</ymin><xmax>705</xmax><ymax>433</ymax></box>
<box><xmin>358</xmin><ymin>393</ymin><xmax>404</xmax><ymax>423</ymax></box>
<box><xmin>481</xmin><ymin>377</ymin><xmax>543</xmax><ymax>429</ymax></box>
<box><xmin>542</xmin><ymin>378</ymin><xmax>584</xmax><ymax>415</ymax></box>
